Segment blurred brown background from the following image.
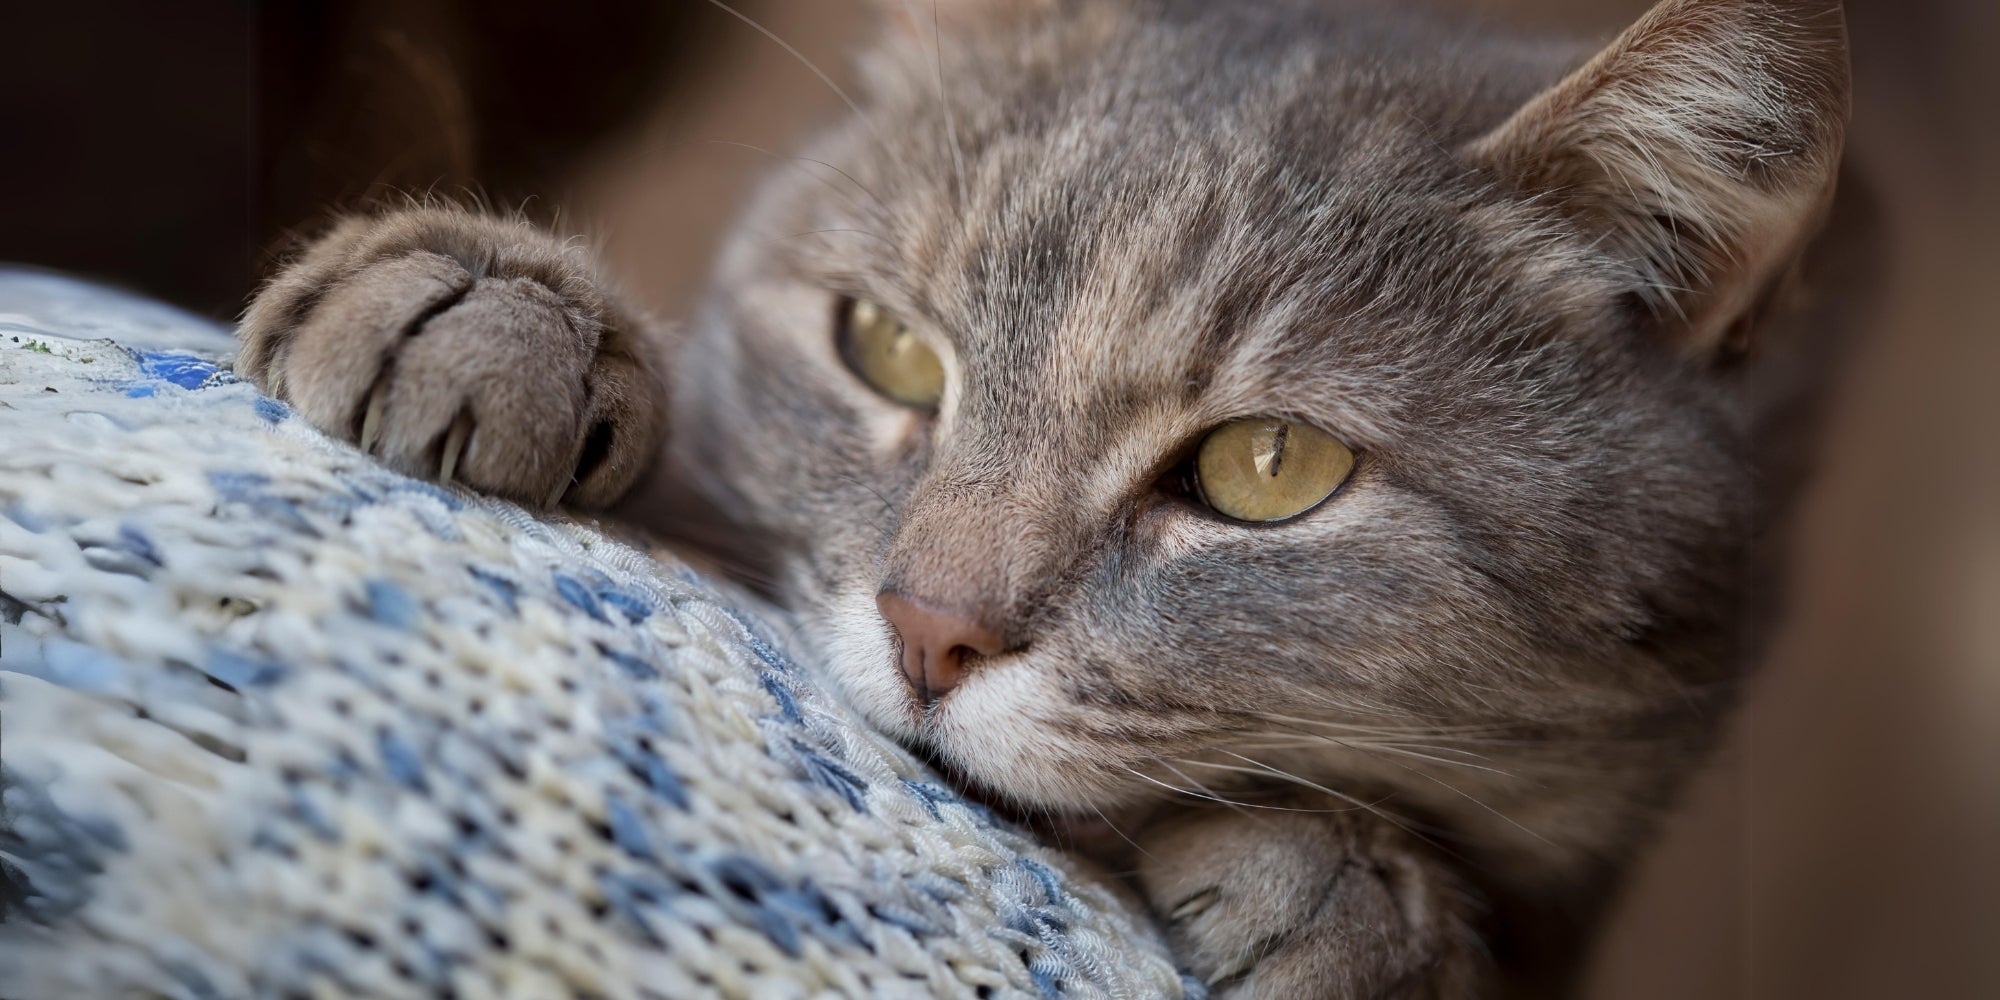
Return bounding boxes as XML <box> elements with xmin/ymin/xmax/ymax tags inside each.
<box><xmin>2</xmin><ymin>1</ymin><xmax>1992</xmax><ymax>996</ymax></box>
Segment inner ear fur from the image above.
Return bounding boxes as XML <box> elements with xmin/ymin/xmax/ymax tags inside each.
<box><xmin>1468</xmin><ymin>0</ymin><xmax>1850</xmax><ymax>354</ymax></box>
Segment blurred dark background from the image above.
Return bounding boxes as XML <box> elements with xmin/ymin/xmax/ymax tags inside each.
<box><xmin>0</xmin><ymin>0</ymin><xmax>800</xmax><ymax>316</ymax></box>
<box><xmin>2</xmin><ymin>1</ymin><xmax>1993</xmax><ymax>997</ymax></box>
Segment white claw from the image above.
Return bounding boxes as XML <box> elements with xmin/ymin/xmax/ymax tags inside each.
<box><xmin>358</xmin><ymin>384</ymin><xmax>388</xmax><ymax>454</ymax></box>
<box><xmin>1169</xmin><ymin>889</ymin><xmax>1219</xmax><ymax>924</ymax></box>
<box><xmin>438</xmin><ymin>411</ymin><xmax>473</xmax><ymax>484</ymax></box>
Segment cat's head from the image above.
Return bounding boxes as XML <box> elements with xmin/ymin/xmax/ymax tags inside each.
<box><xmin>665</xmin><ymin>0</ymin><xmax>1849</xmax><ymax>840</ymax></box>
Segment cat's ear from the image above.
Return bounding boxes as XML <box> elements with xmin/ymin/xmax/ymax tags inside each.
<box><xmin>1468</xmin><ymin>0</ymin><xmax>1849</xmax><ymax>354</ymax></box>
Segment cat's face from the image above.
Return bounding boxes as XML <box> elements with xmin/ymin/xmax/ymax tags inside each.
<box><xmin>663</xmin><ymin>0</ymin><xmax>1843</xmax><ymax>833</ymax></box>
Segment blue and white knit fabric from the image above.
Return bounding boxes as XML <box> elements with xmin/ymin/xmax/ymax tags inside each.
<box><xmin>0</xmin><ymin>270</ymin><xmax>1194</xmax><ymax>999</ymax></box>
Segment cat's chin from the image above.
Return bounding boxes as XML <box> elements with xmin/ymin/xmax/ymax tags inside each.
<box><xmin>917</xmin><ymin>669</ymin><xmax>1165</xmax><ymax>815</ymax></box>
<box><xmin>920</xmin><ymin>752</ymin><xmax>1155</xmax><ymax>865</ymax></box>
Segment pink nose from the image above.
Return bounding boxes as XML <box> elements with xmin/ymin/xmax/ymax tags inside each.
<box><xmin>876</xmin><ymin>590</ymin><xmax>1007</xmax><ymax>705</ymax></box>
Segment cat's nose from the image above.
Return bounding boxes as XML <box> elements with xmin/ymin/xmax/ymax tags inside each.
<box><xmin>876</xmin><ymin>590</ymin><xmax>1007</xmax><ymax>705</ymax></box>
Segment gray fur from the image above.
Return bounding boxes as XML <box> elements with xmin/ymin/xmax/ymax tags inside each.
<box><xmin>241</xmin><ymin>1</ymin><xmax>1857</xmax><ymax>995</ymax></box>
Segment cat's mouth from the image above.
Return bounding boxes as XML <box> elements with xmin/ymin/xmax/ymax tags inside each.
<box><xmin>908</xmin><ymin>731</ymin><xmax>1110</xmax><ymax>835</ymax></box>
<box><xmin>906</xmin><ymin>735</ymin><xmax>1026</xmax><ymax>818</ymax></box>
<box><xmin>809</xmin><ymin>584</ymin><xmax>1180</xmax><ymax>813</ymax></box>
<box><xmin>907</xmin><ymin>722</ymin><xmax>1182</xmax><ymax>871</ymax></box>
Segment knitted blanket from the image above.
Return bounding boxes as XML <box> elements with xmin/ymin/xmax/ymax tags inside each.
<box><xmin>0</xmin><ymin>269</ymin><xmax>1194</xmax><ymax>1000</ymax></box>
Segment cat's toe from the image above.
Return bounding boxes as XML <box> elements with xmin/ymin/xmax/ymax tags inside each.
<box><xmin>271</xmin><ymin>248</ymin><xmax>473</xmax><ymax>444</ymax></box>
<box><xmin>1138</xmin><ymin>807</ymin><xmax>1486</xmax><ymax>999</ymax></box>
<box><xmin>356</xmin><ymin>273</ymin><xmax>597</xmax><ymax>504</ymax></box>
<box><xmin>240</xmin><ymin>208</ymin><xmax>666</xmax><ymax>508</ymax></box>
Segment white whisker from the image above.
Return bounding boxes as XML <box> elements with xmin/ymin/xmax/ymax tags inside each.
<box><xmin>700</xmin><ymin>0</ymin><xmax>881</xmax><ymax>143</ymax></box>
<box><xmin>1252</xmin><ymin>711</ymin><xmax>1521</xmax><ymax>740</ymax></box>
<box><xmin>1189</xmin><ymin>750</ymin><xmax>1459</xmax><ymax>857</ymax></box>
<box><xmin>703</xmin><ymin>139</ymin><xmax>888</xmax><ymax>214</ymax></box>
<box><xmin>767</xmin><ymin>228</ymin><xmax>897</xmax><ymax>248</ymax></box>
<box><xmin>922</xmin><ymin>0</ymin><xmax>969</xmax><ymax>208</ymax></box>
<box><xmin>1117</xmin><ymin>763</ymin><xmax>1339</xmax><ymax>815</ymax></box>
<box><xmin>1084</xmin><ymin>800</ymin><xmax>1156</xmax><ymax>862</ymax></box>
<box><xmin>1237</xmin><ymin>721</ymin><xmax>1523</xmax><ymax>780</ymax></box>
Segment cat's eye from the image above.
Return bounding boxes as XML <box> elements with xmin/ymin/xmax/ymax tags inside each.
<box><xmin>1194</xmin><ymin>419</ymin><xmax>1355</xmax><ymax>523</ymax></box>
<box><xmin>838</xmin><ymin>298</ymin><xmax>945</xmax><ymax>408</ymax></box>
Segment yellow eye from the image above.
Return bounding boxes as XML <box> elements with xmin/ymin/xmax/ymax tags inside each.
<box><xmin>1195</xmin><ymin>419</ymin><xmax>1355</xmax><ymax>523</ymax></box>
<box><xmin>839</xmin><ymin>298</ymin><xmax>945</xmax><ymax>408</ymax></box>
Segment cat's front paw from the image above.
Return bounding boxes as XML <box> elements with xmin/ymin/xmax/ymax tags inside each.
<box><xmin>238</xmin><ymin>207</ymin><xmax>666</xmax><ymax>508</ymax></box>
<box><xmin>1138</xmin><ymin>806</ymin><xmax>1486</xmax><ymax>999</ymax></box>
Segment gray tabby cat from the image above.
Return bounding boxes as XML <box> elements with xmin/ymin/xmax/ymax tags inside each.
<box><xmin>237</xmin><ymin>0</ymin><xmax>1857</xmax><ymax>995</ymax></box>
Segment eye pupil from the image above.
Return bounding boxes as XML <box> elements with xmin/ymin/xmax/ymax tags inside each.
<box><xmin>1255</xmin><ymin>423</ymin><xmax>1289</xmax><ymax>478</ymax></box>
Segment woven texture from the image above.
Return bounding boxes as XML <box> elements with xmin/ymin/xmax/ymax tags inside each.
<box><xmin>0</xmin><ymin>270</ymin><xmax>1194</xmax><ymax>1000</ymax></box>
